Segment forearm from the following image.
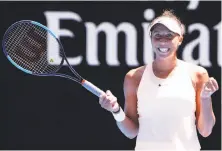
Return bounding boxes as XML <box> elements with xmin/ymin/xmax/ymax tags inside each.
<box><xmin>197</xmin><ymin>97</ymin><xmax>216</xmax><ymax>137</ymax></box>
<box><xmin>112</xmin><ymin>106</ymin><xmax>139</xmax><ymax>139</ymax></box>
<box><xmin>116</xmin><ymin>115</ymin><xmax>139</xmax><ymax>139</ymax></box>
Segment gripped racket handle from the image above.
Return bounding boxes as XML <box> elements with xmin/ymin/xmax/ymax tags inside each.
<box><xmin>81</xmin><ymin>79</ymin><xmax>105</xmax><ymax>97</ymax></box>
<box><xmin>81</xmin><ymin>79</ymin><xmax>125</xmax><ymax>122</ymax></box>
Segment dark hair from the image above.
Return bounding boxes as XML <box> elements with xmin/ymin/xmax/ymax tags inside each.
<box><xmin>151</xmin><ymin>9</ymin><xmax>185</xmax><ymax>36</ymax></box>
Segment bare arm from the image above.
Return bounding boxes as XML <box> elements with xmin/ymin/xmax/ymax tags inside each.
<box><xmin>99</xmin><ymin>69</ymin><xmax>140</xmax><ymax>139</ymax></box>
<box><xmin>116</xmin><ymin>70</ymin><xmax>139</xmax><ymax>139</ymax></box>
<box><xmin>195</xmin><ymin>67</ymin><xmax>218</xmax><ymax>137</ymax></box>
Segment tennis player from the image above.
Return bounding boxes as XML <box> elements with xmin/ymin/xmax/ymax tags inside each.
<box><xmin>99</xmin><ymin>10</ymin><xmax>219</xmax><ymax>151</ymax></box>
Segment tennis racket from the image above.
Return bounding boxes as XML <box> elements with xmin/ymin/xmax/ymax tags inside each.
<box><xmin>2</xmin><ymin>20</ymin><xmax>117</xmax><ymax>107</ymax></box>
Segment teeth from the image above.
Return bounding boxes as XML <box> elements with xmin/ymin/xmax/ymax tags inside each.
<box><xmin>158</xmin><ymin>48</ymin><xmax>169</xmax><ymax>53</ymax></box>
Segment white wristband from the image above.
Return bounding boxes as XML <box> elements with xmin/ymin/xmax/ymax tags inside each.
<box><xmin>111</xmin><ymin>107</ymin><xmax>125</xmax><ymax>122</ymax></box>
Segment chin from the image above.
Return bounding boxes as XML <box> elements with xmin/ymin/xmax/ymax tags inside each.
<box><xmin>155</xmin><ymin>53</ymin><xmax>175</xmax><ymax>60</ymax></box>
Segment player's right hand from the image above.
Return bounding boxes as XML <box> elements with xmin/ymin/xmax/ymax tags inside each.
<box><xmin>99</xmin><ymin>90</ymin><xmax>120</xmax><ymax>113</ymax></box>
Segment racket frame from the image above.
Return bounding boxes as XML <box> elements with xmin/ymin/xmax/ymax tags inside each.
<box><xmin>2</xmin><ymin>20</ymin><xmax>105</xmax><ymax>96</ymax></box>
<box><xmin>2</xmin><ymin>20</ymin><xmax>125</xmax><ymax>121</ymax></box>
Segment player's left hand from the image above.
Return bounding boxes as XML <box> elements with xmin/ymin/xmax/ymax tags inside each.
<box><xmin>201</xmin><ymin>77</ymin><xmax>219</xmax><ymax>98</ymax></box>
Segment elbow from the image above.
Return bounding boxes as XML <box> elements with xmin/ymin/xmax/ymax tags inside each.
<box><xmin>123</xmin><ymin>127</ymin><xmax>139</xmax><ymax>139</ymax></box>
<box><xmin>202</xmin><ymin>133</ymin><xmax>211</xmax><ymax>138</ymax></box>
<box><xmin>198</xmin><ymin>127</ymin><xmax>213</xmax><ymax>138</ymax></box>
<box><xmin>125</xmin><ymin>133</ymin><xmax>138</xmax><ymax>139</ymax></box>
<box><xmin>199</xmin><ymin>130</ymin><xmax>212</xmax><ymax>137</ymax></box>
<box><xmin>197</xmin><ymin>119</ymin><xmax>215</xmax><ymax>138</ymax></box>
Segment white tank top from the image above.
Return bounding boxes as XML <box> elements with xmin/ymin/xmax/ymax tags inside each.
<box><xmin>135</xmin><ymin>59</ymin><xmax>201</xmax><ymax>151</ymax></box>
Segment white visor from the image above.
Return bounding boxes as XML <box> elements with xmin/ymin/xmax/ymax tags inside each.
<box><xmin>149</xmin><ymin>16</ymin><xmax>182</xmax><ymax>36</ymax></box>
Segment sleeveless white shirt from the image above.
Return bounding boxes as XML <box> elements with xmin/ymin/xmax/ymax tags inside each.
<box><xmin>135</xmin><ymin>59</ymin><xmax>201</xmax><ymax>151</ymax></box>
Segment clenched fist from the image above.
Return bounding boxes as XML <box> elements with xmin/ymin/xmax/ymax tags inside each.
<box><xmin>201</xmin><ymin>77</ymin><xmax>219</xmax><ymax>99</ymax></box>
<box><xmin>99</xmin><ymin>90</ymin><xmax>120</xmax><ymax>113</ymax></box>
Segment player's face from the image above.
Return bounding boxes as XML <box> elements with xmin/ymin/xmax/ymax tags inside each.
<box><xmin>151</xmin><ymin>24</ymin><xmax>182</xmax><ymax>60</ymax></box>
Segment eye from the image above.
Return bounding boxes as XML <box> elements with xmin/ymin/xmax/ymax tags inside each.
<box><xmin>166</xmin><ymin>34</ymin><xmax>173</xmax><ymax>39</ymax></box>
<box><xmin>153</xmin><ymin>33</ymin><xmax>161</xmax><ymax>39</ymax></box>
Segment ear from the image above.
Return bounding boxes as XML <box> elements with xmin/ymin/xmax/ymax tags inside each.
<box><xmin>178</xmin><ymin>36</ymin><xmax>183</xmax><ymax>46</ymax></box>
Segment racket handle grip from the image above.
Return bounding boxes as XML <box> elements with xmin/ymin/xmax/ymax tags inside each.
<box><xmin>81</xmin><ymin>79</ymin><xmax>105</xmax><ymax>97</ymax></box>
<box><xmin>82</xmin><ymin>79</ymin><xmax>125</xmax><ymax>122</ymax></box>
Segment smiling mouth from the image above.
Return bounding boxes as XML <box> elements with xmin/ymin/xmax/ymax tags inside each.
<box><xmin>158</xmin><ymin>48</ymin><xmax>170</xmax><ymax>53</ymax></box>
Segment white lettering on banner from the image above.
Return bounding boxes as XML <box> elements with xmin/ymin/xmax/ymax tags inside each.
<box><xmin>213</xmin><ymin>22</ymin><xmax>221</xmax><ymax>67</ymax></box>
<box><xmin>142</xmin><ymin>8</ymin><xmax>155</xmax><ymax>64</ymax></box>
<box><xmin>142</xmin><ymin>23</ymin><xmax>154</xmax><ymax>65</ymax></box>
<box><xmin>44</xmin><ymin>11</ymin><xmax>83</xmax><ymax>65</ymax></box>
<box><xmin>182</xmin><ymin>23</ymin><xmax>211</xmax><ymax>67</ymax></box>
<box><xmin>44</xmin><ymin>9</ymin><xmax>221</xmax><ymax>67</ymax></box>
<box><xmin>85</xmin><ymin>22</ymin><xmax>138</xmax><ymax>66</ymax></box>
<box><xmin>187</xmin><ymin>0</ymin><xmax>199</xmax><ymax>10</ymax></box>
<box><xmin>161</xmin><ymin>0</ymin><xmax>200</xmax><ymax>10</ymax></box>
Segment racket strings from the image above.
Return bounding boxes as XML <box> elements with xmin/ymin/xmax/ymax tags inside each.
<box><xmin>4</xmin><ymin>21</ymin><xmax>83</xmax><ymax>83</ymax></box>
<box><xmin>6</xmin><ymin>24</ymin><xmax>44</xmax><ymax>70</ymax></box>
<box><xmin>4</xmin><ymin>22</ymin><xmax>62</xmax><ymax>74</ymax></box>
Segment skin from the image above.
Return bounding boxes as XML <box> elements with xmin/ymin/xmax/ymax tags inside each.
<box><xmin>99</xmin><ymin>23</ymin><xmax>219</xmax><ymax>139</ymax></box>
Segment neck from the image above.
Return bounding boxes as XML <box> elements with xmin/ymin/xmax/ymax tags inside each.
<box><xmin>153</xmin><ymin>56</ymin><xmax>178</xmax><ymax>72</ymax></box>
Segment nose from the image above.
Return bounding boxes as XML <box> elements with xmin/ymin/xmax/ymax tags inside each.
<box><xmin>159</xmin><ymin>40</ymin><xmax>168</xmax><ymax>46</ymax></box>
<box><xmin>159</xmin><ymin>37</ymin><xmax>168</xmax><ymax>43</ymax></box>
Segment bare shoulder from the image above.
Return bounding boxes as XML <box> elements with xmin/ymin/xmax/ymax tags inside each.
<box><xmin>182</xmin><ymin>60</ymin><xmax>209</xmax><ymax>84</ymax></box>
<box><xmin>187</xmin><ymin>62</ymin><xmax>207</xmax><ymax>77</ymax></box>
<box><xmin>124</xmin><ymin>65</ymin><xmax>146</xmax><ymax>86</ymax></box>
